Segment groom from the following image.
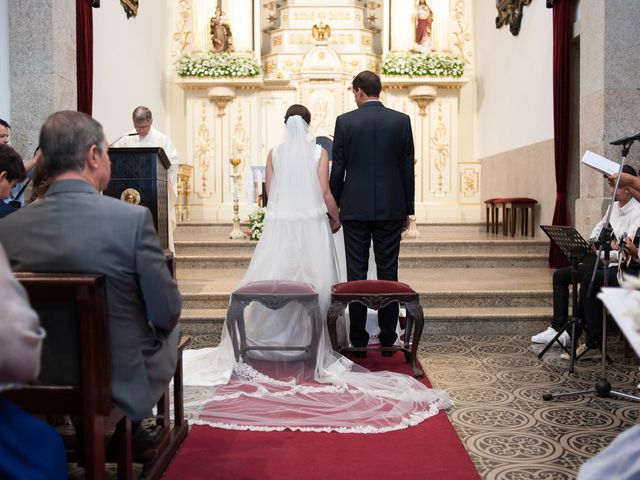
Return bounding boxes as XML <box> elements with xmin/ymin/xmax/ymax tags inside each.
<box><xmin>330</xmin><ymin>70</ymin><xmax>415</xmax><ymax>356</ymax></box>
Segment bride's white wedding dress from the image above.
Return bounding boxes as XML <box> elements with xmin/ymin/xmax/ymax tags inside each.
<box><xmin>182</xmin><ymin>116</ymin><xmax>450</xmax><ymax>432</ymax></box>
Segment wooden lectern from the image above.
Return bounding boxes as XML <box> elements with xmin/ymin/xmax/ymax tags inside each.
<box><xmin>104</xmin><ymin>147</ymin><xmax>170</xmax><ymax>250</ymax></box>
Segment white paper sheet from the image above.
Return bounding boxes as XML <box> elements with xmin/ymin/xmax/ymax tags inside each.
<box><xmin>581</xmin><ymin>150</ymin><xmax>620</xmax><ymax>176</ymax></box>
<box><xmin>598</xmin><ymin>287</ymin><xmax>640</xmax><ymax>357</ymax></box>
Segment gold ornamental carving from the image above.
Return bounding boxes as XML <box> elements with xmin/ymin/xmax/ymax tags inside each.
<box><xmin>312</xmin><ymin>22</ymin><xmax>332</xmax><ymax>42</ymax></box>
<box><xmin>172</xmin><ymin>0</ymin><xmax>192</xmax><ymax>58</ymax></box>
<box><xmin>208</xmin><ymin>86</ymin><xmax>235</xmax><ymax>117</ymax></box>
<box><xmin>231</xmin><ymin>104</ymin><xmax>250</xmax><ymax>192</ymax></box>
<box><xmin>273</xmin><ymin>35</ymin><xmax>283</xmax><ymax>46</ymax></box>
<box><xmin>453</xmin><ymin>1</ymin><xmax>472</xmax><ymax>64</ymax></box>
<box><xmin>460</xmin><ymin>167</ymin><xmax>479</xmax><ymax>197</ymax></box>
<box><xmin>290</xmin><ymin>34</ymin><xmax>313</xmax><ymax>45</ymax></box>
<box><xmin>120</xmin><ymin>188</ymin><xmax>141</xmax><ymax>205</ymax></box>
<box><xmin>263</xmin><ymin>2</ymin><xmax>280</xmax><ymax>11</ymax></box>
<box><xmin>409</xmin><ymin>86</ymin><xmax>437</xmax><ymax>116</ymax></box>
<box><xmin>329</xmin><ymin>12</ymin><xmax>350</xmax><ymax>21</ymax></box>
<box><xmin>194</xmin><ymin>101</ymin><xmax>212</xmax><ymax>195</ymax></box>
<box><xmin>294</xmin><ymin>11</ymin><xmax>316</xmax><ymax>21</ymax></box>
<box><xmin>430</xmin><ymin>101</ymin><xmax>450</xmax><ymax>194</ymax></box>
<box><xmin>284</xmin><ymin>60</ymin><xmax>301</xmax><ymax>74</ymax></box>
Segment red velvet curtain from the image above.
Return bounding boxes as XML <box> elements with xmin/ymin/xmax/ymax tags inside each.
<box><xmin>549</xmin><ymin>0</ymin><xmax>573</xmax><ymax>268</ymax></box>
<box><xmin>76</xmin><ymin>0</ymin><xmax>93</xmax><ymax>115</ymax></box>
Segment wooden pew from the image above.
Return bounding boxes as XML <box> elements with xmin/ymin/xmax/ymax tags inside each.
<box><xmin>4</xmin><ymin>273</ymin><xmax>190</xmax><ymax>479</ymax></box>
<box><xmin>4</xmin><ymin>273</ymin><xmax>132</xmax><ymax>480</ymax></box>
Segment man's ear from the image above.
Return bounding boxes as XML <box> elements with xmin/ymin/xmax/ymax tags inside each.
<box><xmin>0</xmin><ymin>171</ymin><xmax>7</xmax><ymax>182</ymax></box>
<box><xmin>86</xmin><ymin>144</ymin><xmax>99</xmax><ymax>170</ymax></box>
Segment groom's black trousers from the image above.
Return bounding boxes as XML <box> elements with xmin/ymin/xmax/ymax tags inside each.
<box><xmin>342</xmin><ymin>219</ymin><xmax>404</xmax><ymax>348</ymax></box>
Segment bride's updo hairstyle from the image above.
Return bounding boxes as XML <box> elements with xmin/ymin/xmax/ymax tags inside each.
<box><xmin>284</xmin><ymin>104</ymin><xmax>311</xmax><ymax>125</ymax></box>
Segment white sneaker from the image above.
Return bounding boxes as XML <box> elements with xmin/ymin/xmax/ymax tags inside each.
<box><xmin>532</xmin><ymin>327</ymin><xmax>569</xmax><ymax>346</ymax></box>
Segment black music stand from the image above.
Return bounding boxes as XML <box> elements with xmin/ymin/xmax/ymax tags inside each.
<box><xmin>538</xmin><ymin>225</ymin><xmax>592</xmax><ymax>373</ymax></box>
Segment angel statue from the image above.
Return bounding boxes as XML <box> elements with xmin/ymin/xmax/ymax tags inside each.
<box><xmin>414</xmin><ymin>0</ymin><xmax>433</xmax><ymax>52</ymax></box>
<box><xmin>210</xmin><ymin>8</ymin><xmax>233</xmax><ymax>53</ymax></box>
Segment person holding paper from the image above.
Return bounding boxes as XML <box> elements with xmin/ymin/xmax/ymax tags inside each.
<box><xmin>608</xmin><ymin>171</ymin><xmax>640</xmax><ymax>201</ymax></box>
<box><xmin>532</xmin><ymin>165</ymin><xmax>640</xmax><ymax>358</ymax></box>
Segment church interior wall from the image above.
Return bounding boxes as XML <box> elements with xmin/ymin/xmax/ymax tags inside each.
<box><xmin>473</xmin><ymin>0</ymin><xmax>555</xmax><ymax>227</ymax></box>
<box><xmin>93</xmin><ymin>1</ymin><xmax>173</xmax><ymax>144</ymax></box>
<box><xmin>0</xmin><ymin>0</ymin><xmax>10</xmax><ymax>122</ymax></box>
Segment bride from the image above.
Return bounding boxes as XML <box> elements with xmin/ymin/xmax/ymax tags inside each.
<box><xmin>182</xmin><ymin>104</ymin><xmax>450</xmax><ymax>432</ymax></box>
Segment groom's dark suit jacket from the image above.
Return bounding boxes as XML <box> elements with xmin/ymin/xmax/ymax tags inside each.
<box><xmin>330</xmin><ymin>101</ymin><xmax>415</xmax><ymax>221</ymax></box>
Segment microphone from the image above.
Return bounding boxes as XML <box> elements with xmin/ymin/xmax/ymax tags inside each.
<box><xmin>109</xmin><ymin>132</ymin><xmax>138</xmax><ymax>148</ymax></box>
<box><xmin>610</xmin><ymin>132</ymin><xmax>640</xmax><ymax>146</ymax></box>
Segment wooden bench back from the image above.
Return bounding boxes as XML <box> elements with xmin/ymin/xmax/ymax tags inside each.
<box><xmin>5</xmin><ymin>273</ymin><xmax>112</xmax><ymax>417</ymax></box>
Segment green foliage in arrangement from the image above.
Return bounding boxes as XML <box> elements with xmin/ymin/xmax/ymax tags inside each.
<box><xmin>248</xmin><ymin>208</ymin><xmax>266</xmax><ymax>241</ymax></box>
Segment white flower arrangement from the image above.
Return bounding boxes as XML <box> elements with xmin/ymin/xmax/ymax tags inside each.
<box><xmin>382</xmin><ymin>53</ymin><xmax>465</xmax><ymax>78</ymax></box>
<box><xmin>177</xmin><ymin>52</ymin><xmax>261</xmax><ymax>78</ymax></box>
<box><xmin>248</xmin><ymin>208</ymin><xmax>266</xmax><ymax>241</ymax></box>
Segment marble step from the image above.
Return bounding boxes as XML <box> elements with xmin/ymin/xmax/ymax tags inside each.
<box><xmin>180</xmin><ymin>290</ymin><xmax>553</xmax><ymax>310</ymax></box>
<box><xmin>174</xmin><ymin>238</ymin><xmax>549</xmax><ymax>256</ymax></box>
<box><xmin>178</xmin><ymin>306</ymin><xmax>552</xmax><ymax>337</ymax></box>
<box><xmin>176</xmin><ymin>252</ymin><xmax>548</xmax><ymax>270</ymax></box>
<box><xmin>175</xmin><ymin>222</ymin><xmax>507</xmax><ymax>240</ymax></box>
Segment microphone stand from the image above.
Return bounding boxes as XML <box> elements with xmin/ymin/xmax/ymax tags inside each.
<box><xmin>109</xmin><ymin>132</ymin><xmax>138</xmax><ymax>148</ymax></box>
<box><xmin>544</xmin><ymin>138</ymin><xmax>640</xmax><ymax>402</ymax></box>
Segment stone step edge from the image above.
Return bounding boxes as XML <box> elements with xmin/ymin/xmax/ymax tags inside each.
<box><xmin>176</xmin><ymin>253</ymin><xmax>549</xmax><ymax>260</ymax></box>
<box><xmin>175</xmin><ymin>239</ymin><xmax>550</xmax><ymax>246</ymax></box>
<box><xmin>177</xmin><ymin>221</ymin><xmax>486</xmax><ymax>227</ymax></box>
<box><xmin>179</xmin><ymin>307</ymin><xmax>552</xmax><ymax>321</ymax></box>
<box><xmin>180</xmin><ymin>290</ymin><xmax>553</xmax><ymax>299</ymax></box>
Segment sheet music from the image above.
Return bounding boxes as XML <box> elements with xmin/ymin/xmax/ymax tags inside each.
<box><xmin>598</xmin><ymin>287</ymin><xmax>640</xmax><ymax>357</ymax></box>
<box><xmin>580</xmin><ymin>150</ymin><xmax>620</xmax><ymax>176</ymax></box>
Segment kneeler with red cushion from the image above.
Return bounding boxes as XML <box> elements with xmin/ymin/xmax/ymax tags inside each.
<box><xmin>226</xmin><ymin>280</ymin><xmax>323</xmax><ymax>364</ymax></box>
<box><xmin>327</xmin><ymin>280</ymin><xmax>425</xmax><ymax>377</ymax></box>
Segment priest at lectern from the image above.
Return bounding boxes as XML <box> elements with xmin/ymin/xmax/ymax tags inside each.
<box><xmin>113</xmin><ymin>106</ymin><xmax>179</xmax><ymax>252</ymax></box>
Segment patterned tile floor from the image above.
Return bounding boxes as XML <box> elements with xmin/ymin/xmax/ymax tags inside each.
<box><xmin>419</xmin><ymin>334</ymin><xmax>640</xmax><ymax>480</ymax></box>
<box><xmin>186</xmin><ymin>330</ymin><xmax>640</xmax><ymax>480</ymax></box>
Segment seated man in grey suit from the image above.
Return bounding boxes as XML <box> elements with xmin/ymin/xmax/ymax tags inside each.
<box><xmin>0</xmin><ymin>110</ymin><xmax>182</xmax><ymax>445</ymax></box>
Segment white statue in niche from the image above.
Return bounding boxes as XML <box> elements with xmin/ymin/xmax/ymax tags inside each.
<box><xmin>414</xmin><ymin>0</ymin><xmax>434</xmax><ymax>52</ymax></box>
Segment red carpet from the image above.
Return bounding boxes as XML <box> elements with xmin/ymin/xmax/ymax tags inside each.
<box><xmin>163</xmin><ymin>353</ymin><xmax>479</xmax><ymax>480</ymax></box>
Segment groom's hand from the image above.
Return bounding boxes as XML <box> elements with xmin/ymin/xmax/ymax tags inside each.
<box><xmin>402</xmin><ymin>216</ymin><xmax>410</xmax><ymax>232</ymax></box>
<box><xmin>329</xmin><ymin>216</ymin><xmax>341</xmax><ymax>233</ymax></box>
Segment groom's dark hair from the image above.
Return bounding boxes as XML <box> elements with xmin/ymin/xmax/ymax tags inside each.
<box><xmin>284</xmin><ymin>104</ymin><xmax>311</xmax><ymax>125</ymax></box>
<box><xmin>352</xmin><ymin>71</ymin><xmax>381</xmax><ymax>97</ymax></box>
